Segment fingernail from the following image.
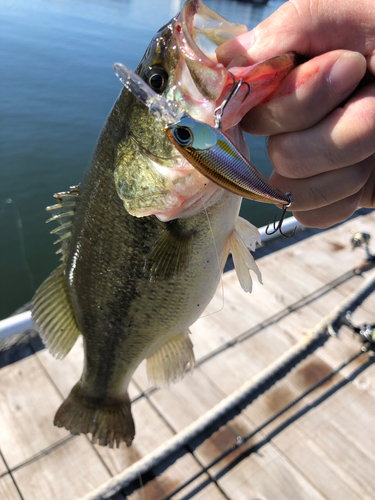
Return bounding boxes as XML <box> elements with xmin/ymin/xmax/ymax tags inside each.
<box><xmin>328</xmin><ymin>52</ymin><xmax>367</xmax><ymax>94</ymax></box>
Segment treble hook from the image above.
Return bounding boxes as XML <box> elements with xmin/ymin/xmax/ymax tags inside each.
<box><xmin>214</xmin><ymin>72</ymin><xmax>251</xmax><ymax>130</ymax></box>
<box><xmin>265</xmin><ymin>192</ymin><xmax>296</xmax><ymax>238</ymax></box>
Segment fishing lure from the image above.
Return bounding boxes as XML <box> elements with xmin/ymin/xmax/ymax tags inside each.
<box><xmin>114</xmin><ymin>63</ymin><xmax>294</xmax><ymax>236</ymax></box>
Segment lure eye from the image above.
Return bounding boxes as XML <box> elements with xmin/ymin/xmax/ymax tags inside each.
<box><xmin>173</xmin><ymin>127</ymin><xmax>193</xmax><ymax>147</ymax></box>
<box><xmin>144</xmin><ymin>66</ymin><xmax>168</xmax><ymax>94</ymax></box>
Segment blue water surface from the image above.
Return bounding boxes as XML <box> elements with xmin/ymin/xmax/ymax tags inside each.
<box><xmin>0</xmin><ymin>0</ymin><xmax>284</xmax><ymax>319</ymax></box>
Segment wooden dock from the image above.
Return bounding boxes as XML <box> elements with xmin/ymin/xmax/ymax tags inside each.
<box><xmin>1</xmin><ymin>209</ymin><xmax>375</xmax><ymax>500</ymax></box>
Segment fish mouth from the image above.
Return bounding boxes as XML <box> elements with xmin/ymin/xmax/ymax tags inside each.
<box><xmin>181</xmin><ymin>0</ymin><xmax>248</xmax><ymax>67</ymax></box>
<box><xmin>177</xmin><ymin>1</ymin><xmax>297</xmax><ymax>131</ymax></box>
<box><xmin>167</xmin><ymin>0</ymin><xmax>248</xmax><ymax>121</ymax></box>
<box><xmin>115</xmin><ymin>1</ymin><xmax>296</xmax><ymax>222</ymax></box>
<box><xmin>115</xmin><ymin>1</ymin><xmax>248</xmax><ymax>221</ymax></box>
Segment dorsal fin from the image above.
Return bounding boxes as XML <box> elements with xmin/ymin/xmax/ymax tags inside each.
<box><xmin>46</xmin><ymin>186</ymin><xmax>80</xmax><ymax>263</ymax></box>
<box><xmin>31</xmin><ymin>186</ymin><xmax>81</xmax><ymax>358</ymax></box>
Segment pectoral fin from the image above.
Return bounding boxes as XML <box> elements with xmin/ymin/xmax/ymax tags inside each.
<box><xmin>144</xmin><ymin>220</ymin><xmax>196</xmax><ymax>281</ymax></box>
<box><xmin>31</xmin><ymin>264</ymin><xmax>81</xmax><ymax>359</ymax></box>
<box><xmin>229</xmin><ymin>217</ymin><xmax>262</xmax><ymax>293</ymax></box>
<box><xmin>147</xmin><ymin>330</ymin><xmax>195</xmax><ymax>386</ymax></box>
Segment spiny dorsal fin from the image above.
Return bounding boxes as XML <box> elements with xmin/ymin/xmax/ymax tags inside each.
<box><xmin>144</xmin><ymin>220</ymin><xmax>196</xmax><ymax>281</ymax></box>
<box><xmin>147</xmin><ymin>330</ymin><xmax>195</xmax><ymax>386</ymax></box>
<box><xmin>46</xmin><ymin>186</ymin><xmax>80</xmax><ymax>263</ymax></box>
<box><xmin>229</xmin><ymin>217</ymin><xmax>262</xmax><ymax>293</ymax></box>
<box><xmin>31</xmin><ymin>264</ymin><xmax>81</xmax><ymax>359</ymax></box>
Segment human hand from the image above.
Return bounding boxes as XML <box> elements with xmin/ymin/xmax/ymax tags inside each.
<box><xmin>217</xmin><ymin>0</ymin><xmax>375</xmax><ymax>228</ymax></box>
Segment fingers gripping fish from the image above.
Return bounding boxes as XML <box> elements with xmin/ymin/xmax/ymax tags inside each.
<box><xmin>31</xmin><ymin>0</ymin><xmax>296</xmax><ymax>448</ymax></box>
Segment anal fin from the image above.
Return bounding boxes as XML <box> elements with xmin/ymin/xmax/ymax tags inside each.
<box><xmin>31</xmin><ymin>264</ymin><xmax>81</xmax><ymax>359</ymax></box>
<box><xmin>147</xmin><ymin>330</ymin><xmax>195</xmax><ymax>386</ymax></box>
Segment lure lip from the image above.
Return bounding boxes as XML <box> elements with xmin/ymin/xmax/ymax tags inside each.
<box><xmin>113</xmin><ymin>62</ymin><xmax>184</xmax><ymax>124</ymax></box>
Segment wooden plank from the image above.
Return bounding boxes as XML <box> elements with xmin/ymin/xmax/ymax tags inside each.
<box><xmin>95</xmin><ymin>384</ymin><xmax>223</xmax><ymax>500</ymax></box>
<box><xmin>317</xmin><ymin>387</ymin><xmax>375</xmax><ymax>463</ymax></box>
<box><xmin>174</xmin><ymin>481</ymin><xmax>227</xmax><ymax>500</ymax></box>
<box><xmin>95</xmin><ymin>396</ymin><xmax>176</xmax><ymax>472</ymax></box>
<box><xmin>333</xmin><ymin>272</ymin><xmax>375</xmax><ymax>316</ymax></box>
<box><xmin>134</xmin><ymin>357</ymin><xmax>325</xmax><ymax>500</ymax></box>
<box><xmin>190</xmin><ymin>272</ymin><xmax>285</xmax><ymax>361</ymax></box>
<box><xmin>353</xmin><ymin>361</ymin><xmax>375</xmax><ymax>399</ymax></box>
<box><xmin>0</xmin><ymin>474</ymin><xmax>22</xmax><ymax>500</ymax></box>
<box><xmin>195</xmin><ymin>288</ymin><xmax>375</xmax><ymax>500</ymax></box>
<box><xmin>252</xmin><ymin>211</ymin><xmax>375</xmax><ymax>306</ymax></box>
<box><xmin>0</xmin><ymin>455</ymin><xmax>8</xmax><ymax>475</ymax></box>
<box><xmin>273</xmin><ymin>281</ymin><xmax>374</xmax><ymax>378</ymax></box>
<box><xmin>244</xmin><ymin>358</ymin><xmax>375</xmax><ymax>500</ymax></box>
<box><xmin>281</xmin><ymin>363</ymin><xmax>375</xmax><ymax>463</ymax></box>
<box><xmin>125</xmin><ymin>453</ymin><xmax>210</xmax><ymax>500</ymax></box>
<box><xmin>140</xmin><ymin>367</ymin><xmax>226</xmax><ymax>430</ymax></box>
<box><xmin>190</xmin><ymin>257</ymin><xmax>312</xmax><ymax>364</ymax></box>
<box><xmin>215</xmin><ymin>436</ymin><xmax>326</xmax><ymax>500</ymax></box>
<box><xmin>216</xmin><ymin>376</ymin><xmax>375</xmax><ymax>500</ymax></box>
<box><xmin>241</xmin><ymin>351</ymin><xmax>359</xmax><ymax>434</ymax></box>
<box><xmin>276</xmin><ymin>229</ymin><xmax>357</xmax><ymax>283</ymax></box>
<box><xmin>127</xmin><ymin>475</ymin><xmax>228</xmax><ymax>500</ymax></box>
<box><xmin>0</xmin><ymin>355</ymin><xmax>68</xmax><ymax>469</ymax></box>
<box><xmin>198</xmin><ymin>322</ymin><xmax>295</xmax><ymax>397</ymax></box>
<box><xmin>271</xmin><ymin>416</ymin><xmax>375</xmax><ymax>500</ymax></box>
<box><xmin>12</xmin><ymin>437</ymin><xmax>111</xmax><ymax>500</ymax></box>
<box><xmin>197</xmin><ymin>343</ymin><xmax>374</xmax><ymax>500</ymax></box>
<box><xmin>192</xmin><ymin>413</ymin><xmax>261</xmax><ymax>477</ymax></box>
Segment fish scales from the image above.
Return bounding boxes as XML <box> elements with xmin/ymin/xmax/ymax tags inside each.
<box><xmin>32</xmin><ymin>0</ymin><xmax>296</xmax><ymax>447</ymax></box>
<box><xmin>62</xmin><ymin>90</ymin><xmax>240</xmax><ymax>441</ymax></box>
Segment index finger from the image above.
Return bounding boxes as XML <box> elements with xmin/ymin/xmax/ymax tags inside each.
<box><xmin>216</xmin><ymin>0</ymin><xmax>375</xmax><ymax>73</ymax></box>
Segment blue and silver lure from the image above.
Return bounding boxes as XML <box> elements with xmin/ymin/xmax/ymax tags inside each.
<box><xmin>114</xmin><ymin>63</ymin><xmax>294</xmax><ymax>235</ymax></box>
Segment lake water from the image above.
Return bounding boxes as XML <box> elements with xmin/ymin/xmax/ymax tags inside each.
<box><xmin>0</xmin><ymin>0</ymin><xmax>285</xmax><ymax>319</ymax></box>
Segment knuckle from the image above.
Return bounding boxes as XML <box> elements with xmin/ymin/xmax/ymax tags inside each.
<box><xmin>268</xmin><ymin>134</ymin><xmax>305</xmax><ymax>178</ymax></box>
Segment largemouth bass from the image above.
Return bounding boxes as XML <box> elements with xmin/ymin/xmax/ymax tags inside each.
<box><xmin>31</xmin><ymin>0</ymin><xmax>296</xmax><ymax>448</ymax></box>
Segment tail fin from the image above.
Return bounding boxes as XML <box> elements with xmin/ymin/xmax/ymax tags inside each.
<box><xmin>54</xmin><ymin>383</ymin><xmax>135</xmax><ymax>448</ymax></box>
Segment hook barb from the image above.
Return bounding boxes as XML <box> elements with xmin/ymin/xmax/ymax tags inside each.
<box><xmin>265</xmin><ymin>193</ymin><xmax>297</xmax><ymax>238</ymax></box>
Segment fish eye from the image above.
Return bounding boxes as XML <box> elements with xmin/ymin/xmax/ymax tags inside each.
<box><xmin>144</xmin><ymin>66</ymin><xmax>168</xmax><ymax>94</ymax></box>
<box><xmin>173</xmin><ymin>127</ymin><xmax>192</xmax><ymax>147</ymax></box>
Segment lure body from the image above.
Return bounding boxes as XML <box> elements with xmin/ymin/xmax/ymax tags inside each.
<box><xmin>164</xmin><ymin>114</ymin><xmax>290</xmax><ymax>205</ymax></box>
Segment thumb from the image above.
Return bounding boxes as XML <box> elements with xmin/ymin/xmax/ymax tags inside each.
<box><xmin>216</xmin><ymin>0</ymin><xmax>373</xmax><ymax>66</ymax></box>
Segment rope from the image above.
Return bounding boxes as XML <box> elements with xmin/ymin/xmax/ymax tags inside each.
<box><xmin>78</xmin><ymin>270</ymin><xmax>375</xmax><ymax>500</ymax></box>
